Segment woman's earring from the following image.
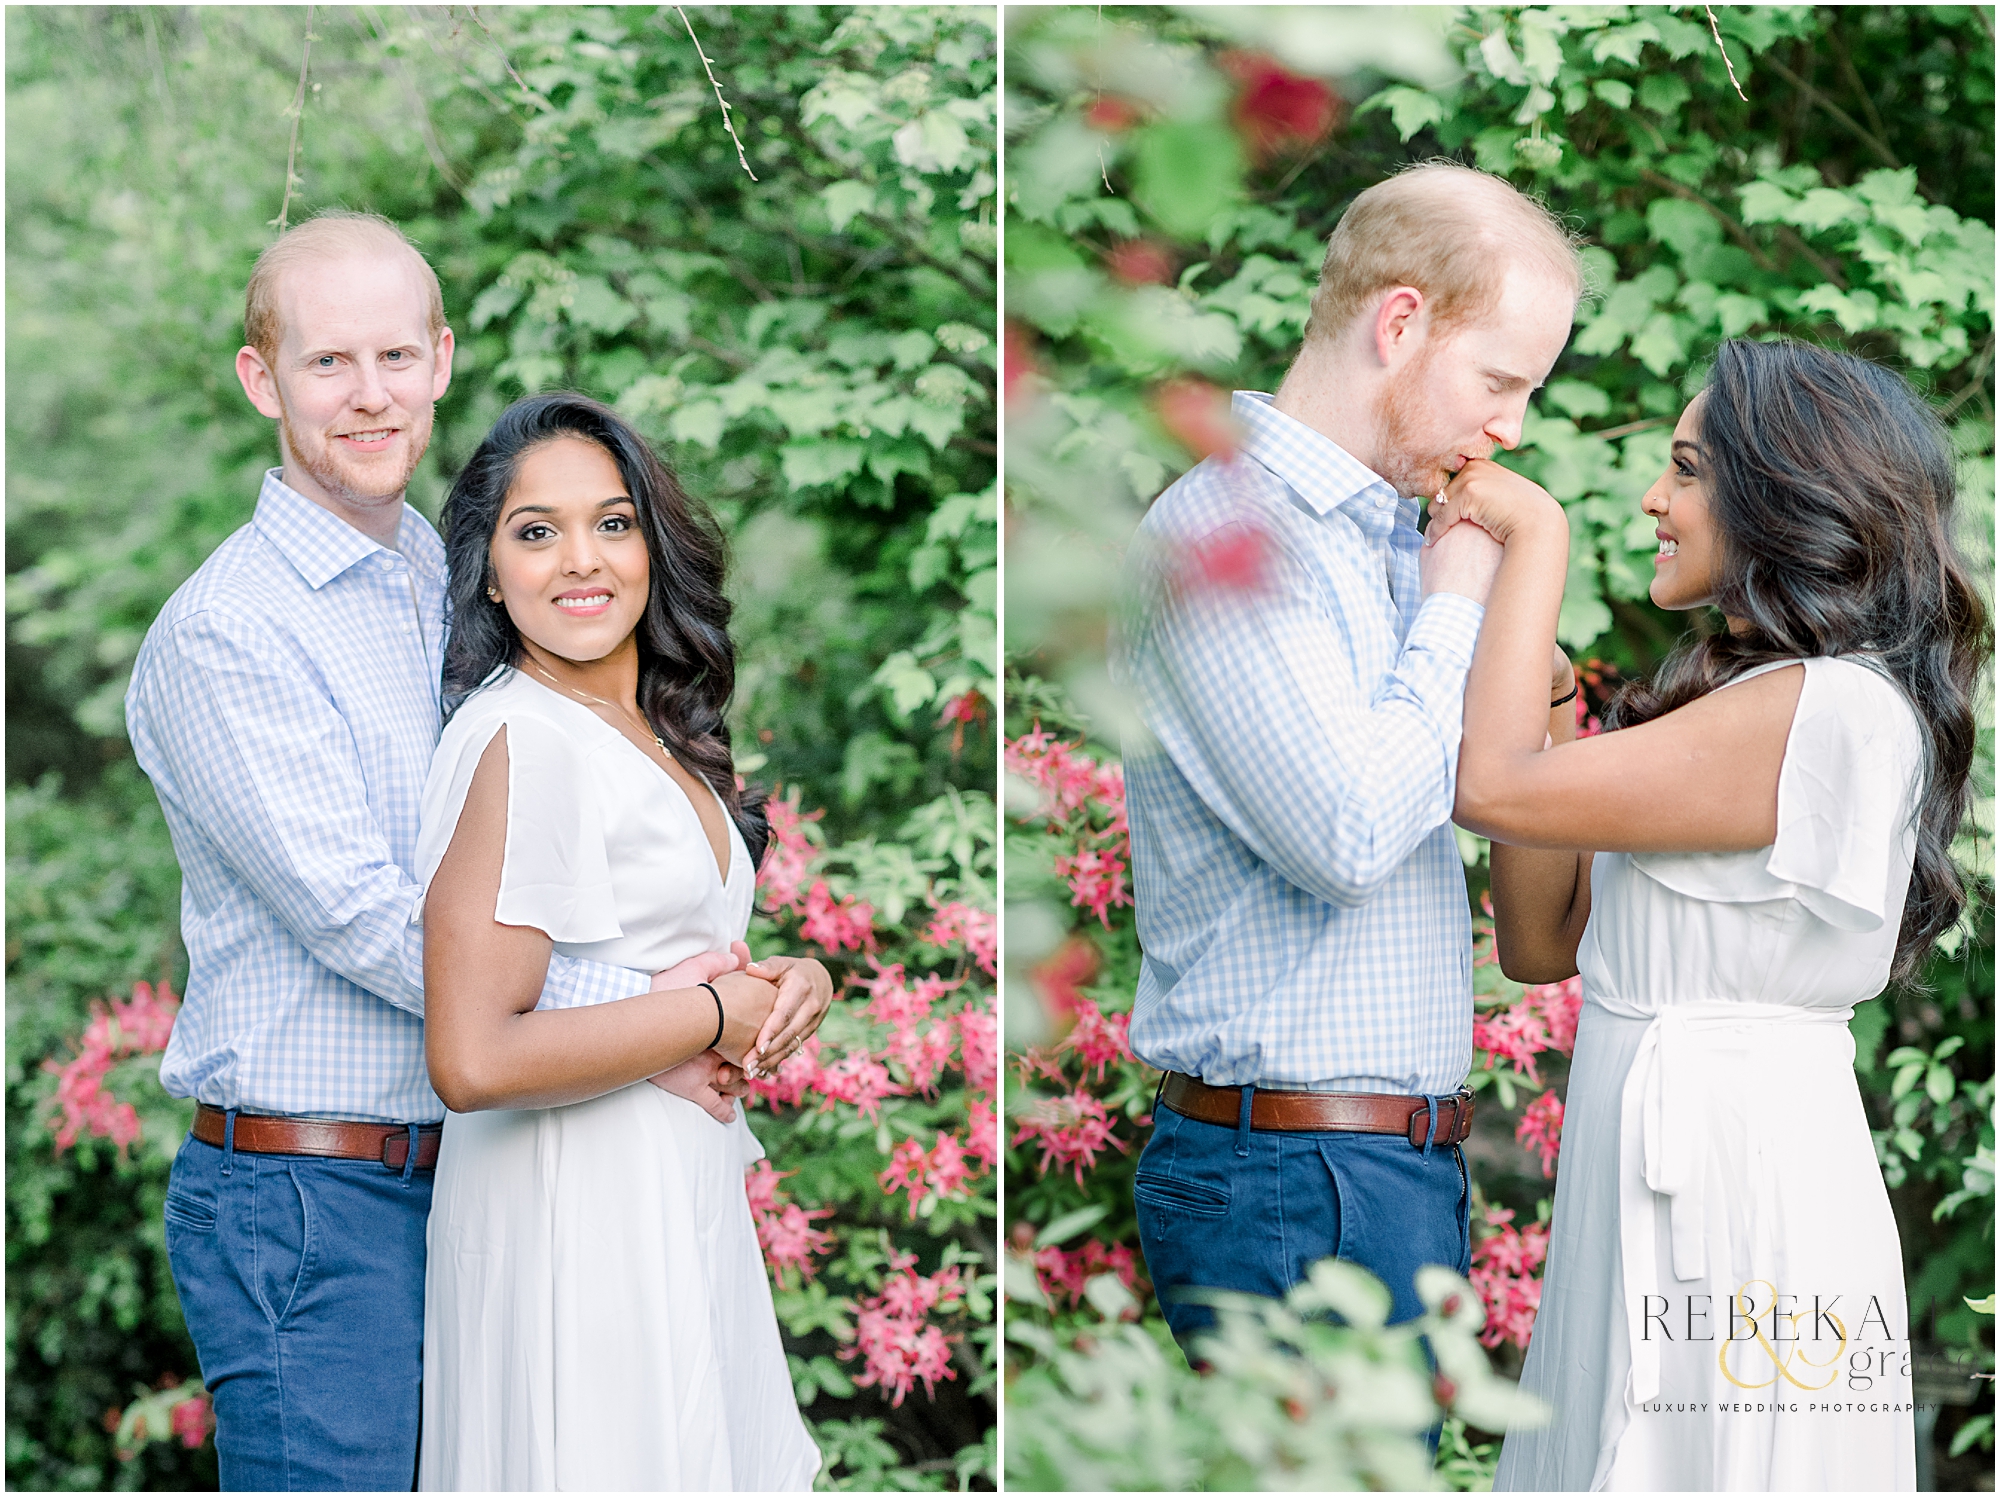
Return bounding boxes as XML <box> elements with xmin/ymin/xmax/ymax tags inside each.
<box><xmin>486</xmin><ymin>586</ymin><xmax>502</xmax><ymax>603</ymax></box>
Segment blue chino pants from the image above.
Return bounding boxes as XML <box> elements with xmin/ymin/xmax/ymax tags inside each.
<box><xmin>163</xmin><ymin>1122</ymin><xmax>432</xmax><ymax>1491</ymax></box>
<box><xmin>1133</xmin><ymin>1099</ymin><xmax>1472</xmax><ymax>1347</ymax></box>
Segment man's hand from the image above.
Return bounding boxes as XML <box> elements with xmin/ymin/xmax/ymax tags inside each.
<box><xmin>740</xmin><ymin>954</ymin><xmax>835</xmax><ymax>1078</ymax></box>
<box><xmin>645</xmin><ymin>943</ymin><xmax>756</xmax><ymax>1119</ymax></box>
<box><xmin>1551</xmin><ymin>643</ymin><xmax>1576</xmax><ymax>704</ymax></box>
<box><xmin>1418</xmin><ymin>512</ymin><xmax>1504</xmax><ymax>605</ymax></box>
<box><xmin>1425</xmin><ymin>459</ymin><xmax>1567</xmax><ymax>548</ymax></box>
<box><xmin>648</xmin><ymin>1048</ymin><xmax>748</xmax><ymax>1124</ymax></box>
<box><xmin>647</xmin><ymin>942</ymin><xmax>750</xmax><ymax>994</ymax></box>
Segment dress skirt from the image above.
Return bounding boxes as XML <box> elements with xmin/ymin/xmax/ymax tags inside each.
<box><xmin>1494</xmin><ymin>998</ymin><xmax>1914</xmax><ymax>1492</ymax></box>
<box><xmin>417</xmin><ymin>1083</ymin><xmax>820</xmax><ymax>1491</ymax></box>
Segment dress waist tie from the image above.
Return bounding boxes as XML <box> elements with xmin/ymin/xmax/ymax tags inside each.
<box><xmin>1603</xmin><ymin>999</ymin><xmax>1855</xmax><ymax>1413</ymax></box>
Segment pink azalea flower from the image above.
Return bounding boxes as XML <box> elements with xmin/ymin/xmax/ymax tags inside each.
<box><xmin>42</xmin><ymin>981</ymin><xmax>181</xmax><ymax>1156</ymax></box>
<box><xmin>964</xmin><ymin>1092</ymin><xmax>999</xmax><ymax>1170</ymax></box>
<box><xmin>800</xmin><ymin>880</ymin><xmax>876</xmax><ymax>955</ymax></box>
<box><xmin>954</xmin><ymin>1002</ymin><xmax>998</xmax><ymax>1094</ymax></box>
<box><xmin>844</xmin><ymin>1256</ymin><xmax>966</xmax><ymax>1406</ymax></box>
<box><xmin>1055</xmin><ymin>996</ymin><xmax>1133</xmax><ymax>1082</ymax></box>
<box><xmin>1517</xmin><ymin>1088</ymin><xmax>1565</xmax><ymax>1178</ymax></box>
<box><xmin>1011</xmin><ymin>1089</ymin><xmax>1129</xmax><ymax>1186</ymax></box>
<box><xmin>1470</xmin><ymin>1206</ymin><xmax>1549</xmax><ymax>1350</ymax></box>
<box><xmin>1034</xmin><ymin>1238</ymin><xmax>1143</xmax><ymax>1309</ymax></box>
<box><xmin>743</xmin><ymin>1161</ymin><xmax>835</xmax><ymax>1286</ymax></box>
<box><xmin>756</xmin><ymin>788</ymin><xmax>822</xmax><ymax>914</ymax></box>
<box><xmin>921</xmin><ymin>901</ymin><xmax>998</xmax><ymax>977</ymax></box>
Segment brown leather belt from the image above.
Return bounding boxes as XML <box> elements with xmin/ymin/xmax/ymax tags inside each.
<box><xmin>1159</xmin><ymin>1072</ymin><xmax>1474</xmax><ymax>1148</ymax></box>
<box><xmin>193</xmin><ymin>1103</ymin><xmax>442</xmax><ymax>1171</ymax></box>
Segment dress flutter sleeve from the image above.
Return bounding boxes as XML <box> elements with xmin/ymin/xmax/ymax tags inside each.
<box><xmin>1628</xmin><ymin>657</ymin><xmax>1923</xmax><ymax>931</ymax></box>
<box><xmin>422</xmin><ymin>704</ymin><xmax>624</xmax><ymax>945</ymax></box>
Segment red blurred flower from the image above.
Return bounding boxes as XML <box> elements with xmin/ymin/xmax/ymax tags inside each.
<box><xmin>1107</xmin><ymin>239</ymin><xmax>1175</xmax><ymax>286</ymax></box>
<box><xmin>1083</xmin><ymin>95</ymin><xmax>1142</xmax><ymax>133</ymax></box>
<box><xmin>1184</xmin><ymin>525</ymin><xmax>1272</xmax><ymax>594</ymax></box>
<box><xmin>1153</xmin><ymin>377</ymin><xmax>1239</xmax><ymax>462</ymax></box>
<box><xmin>1220</xmin><ymin>51</ymin><xmax>1341</xmax><ymax>160</ymax></box>
<box><xmin>1004</xmin><ymin>321</ymin><xmax>1040</xmax><ymax>409</ymax></box>
<box><xmin>1029</xmin><ymin>934</ymin><xmax>1100</xmax><ymax>1019</ymax></box>
<box><xmin>937</xmin><ymin>688</ymin><xmax>987</xmax><ymax>755</ymax></box>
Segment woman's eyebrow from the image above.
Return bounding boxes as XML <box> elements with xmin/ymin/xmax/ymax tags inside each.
<box><xmin>500</xmin><ymin>495</ymin><xmax>634</xmax><ymax>523</ymax></box>
<box><xmin>1672</xmin><ymin>439</ymin><xmax>1705</xmax><ymax>457</ymax></box>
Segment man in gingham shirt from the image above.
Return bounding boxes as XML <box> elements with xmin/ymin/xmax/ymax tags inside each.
<box><xmin>1116</xmin><ymin>164</ymin><xmax>1582</xmax><ymax>1358</ymax></box>
<box><xmin>124</xmin><ymin>214</ymin><xmax>657</xmax><ymax>1489</ymax></box>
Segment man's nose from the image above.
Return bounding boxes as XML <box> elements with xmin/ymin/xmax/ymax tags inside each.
<box><xmin>349</xmin><ymin>360</ymin><xmax>392</xmax><ymax>412</ymax></box>
<box><xmin>1486</xmin><ymin>408</ymin><xmax>1525</xmax><ymax>452</ymax></box>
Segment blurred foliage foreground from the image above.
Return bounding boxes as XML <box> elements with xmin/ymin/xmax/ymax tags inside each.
<box><xmin>8</xmin><ymin>6</ymin><xmax>997</xmax><ymax>1491</ymax></box>
<box><xmin>1002</xmin><ymin>5</ymin><xmax>1992</xmax><ymax>1491</ymax></box>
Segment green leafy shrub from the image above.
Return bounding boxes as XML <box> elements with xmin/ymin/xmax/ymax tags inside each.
<box><xmin>1003</xmin><ymin>5</ymin><xmax>1991</xmax><ymax>1486</ymax></box>
<box><xmin>8</xmin><ymin>6</ymin><xmax>996</xmax><ymax>1490</ymax></box>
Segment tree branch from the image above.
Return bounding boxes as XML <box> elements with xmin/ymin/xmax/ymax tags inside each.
<box><xmin>271</xmin><ymin>6</ymin><xmax>316</xmax><ymax>233</ymax></box>
<box><xmin>1756</xmin><ymin>52</ymin><xmax>1902</xmax><ymax>171</ymax></box>
<box><xmin>1634</xmin><ymin>168</ymin><xmax>1776</xmax><ymax>272</ymax></box>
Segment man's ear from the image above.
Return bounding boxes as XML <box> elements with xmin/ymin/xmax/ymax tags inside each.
<box><xmin>430</xmin><ymin>326</ymin><xmax>456</xmax><ymax>402</ymax></box>
<box><xmin>235</xmin><ymin>345</ymin><xmax>285</xmax><ymax>420</ymax></box>
<box><xmin>1372</xmin><ymin>285</ymin><xmax>1427</xmax><ymax>371</ymax></box>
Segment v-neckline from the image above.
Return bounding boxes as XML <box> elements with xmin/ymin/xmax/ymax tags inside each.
<box><xmin>514</xmin><ymin>669</ymin><xmax>735</xmax><ymax>886</ymax></box>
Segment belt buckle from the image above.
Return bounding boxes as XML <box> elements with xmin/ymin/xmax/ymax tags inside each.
<box><xmin>1406</xmin><ymin>1090</ymin><xmax>1470</xmax><ymax>1149</ymax></box>
<box><xmin>380</xmin><ymin>1131</ymin><xmax>407</xmax><ymax>1171</ymax></box>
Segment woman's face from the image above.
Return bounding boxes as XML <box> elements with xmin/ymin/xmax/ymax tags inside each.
<box><xmin>488</xmin><ymin>436</ymin><xmax>650</xmax><ymax>665</ymax></box>
<box><xmin>1640</xmin><ymin>395</ymin><xmax>1722</xmax><ymax>612</ymax></box>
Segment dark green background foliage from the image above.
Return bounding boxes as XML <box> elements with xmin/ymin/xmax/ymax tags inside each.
<box><xmin>8</xmin><ymin>6</ymin><xmax>995</xmax><ymax>1490</ymax></box>
<box><xmin>1004</xmin><ymin>6</ymin><xmax>1991</xmax><ymax>1486</ymax></box>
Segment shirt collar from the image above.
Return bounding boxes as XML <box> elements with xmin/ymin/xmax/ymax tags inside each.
<box><xmin>252</xmin><ymin>469</ymin><xmax>444</xmax><ymax>591</ymax></box>
<box><xmin>1232</xmin><ymin>391</ymin><xmax>1403</xmax><ymax>520</ymax></box>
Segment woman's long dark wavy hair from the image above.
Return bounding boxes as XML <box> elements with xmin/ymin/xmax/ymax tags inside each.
<box><xmin>1604</xmin><ymin>338</ymin><xmax>1989</xmax><ymax>983</ymax></box>
<box><xmin>440</xmin><ymin>392</ymin><xmax>768</xmax><ymax>870</ymax></box>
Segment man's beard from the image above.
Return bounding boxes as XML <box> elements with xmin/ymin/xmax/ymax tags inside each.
<box><xmin>280</xmin><ymin>402</ymin><xmax>430</xmax><ymax>509</ymax></box>
<box><xmin>1371</xmin><ymin>348</ymin><xmax>1488</xmax><ymax>500</ymax></box>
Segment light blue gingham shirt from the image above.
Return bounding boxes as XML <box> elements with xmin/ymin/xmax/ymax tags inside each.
<box><xmin>1113</xmin><ymin>392</ymin><xmax>1484</xmax><ymax>1095</ymax></box>
<box><xmin>126</xmin><ymin>471</ymin><xmax>649</xmax><ymax>1124</ymax></box>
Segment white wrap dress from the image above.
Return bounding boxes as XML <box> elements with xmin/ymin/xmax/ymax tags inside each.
<box><xmin>1494</xmin><ymin>656</ymin><xmax>1921</xmax><ymax>1492</ymax></box>
<box><xmin>414</xmin><ymin>666</ymin><xmax>819</xmax><ymax>1491</ymax></box>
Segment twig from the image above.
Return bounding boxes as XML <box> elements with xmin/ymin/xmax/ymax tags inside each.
<box><xmin>1587</xmin><ymin>415</ymin><xmax>1674</xmax><ymax>442</ymax></box>
<box><xmin>271</xmin><ymin>5</ymin><xmax>316</xmax><ymax>233</ymax></box>
<box><xmin>1703</xmin><ymin>7</ymin><xmax>1749</xmax><ymax>102</ymax></box>
<box><xmin>1634</xmin><ymin>168</ymin><xmax>1776</xmax><ymax>271</ymax></box>
<box><xmin>676</xmin><ymin>7</ymin><xmax>758</xmax><ymax>182</ymax></box>
<box><xmin>1939</xmin><ymin>336</ymin><xmax>1994</xmax><ymax>419</ymax></box>
<box><xmin>1757</xmin><ymin>52</ymin><xmax>1902</xmax><ymax>170</ymax></box>
<box><xmin>468</xmin><ymin>6</ymin><xmax>553</xmax><ymax>113</ymax></box>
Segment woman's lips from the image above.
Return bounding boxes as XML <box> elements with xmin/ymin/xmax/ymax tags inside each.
<box><xmin>553</xmin><ymin>591</ymin><xmax>612</xmax><ymax>617</ymax></box>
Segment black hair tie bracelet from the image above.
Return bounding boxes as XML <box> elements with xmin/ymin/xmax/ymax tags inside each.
<box><xmin>698</xmin><ymin>981</ymin><xmax>725</xmax><ymax>1050</ymax></box>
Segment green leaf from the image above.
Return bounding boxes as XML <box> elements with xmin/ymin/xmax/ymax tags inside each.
<box><xmin>1636</xmin><ymin>73</ymin><xmax>1691</xmax><ymax>115</ymax></box>
<box><xmin>1130</xmin><ymin>123</ymin><xmax>1245</xmax><ymax>243</ymax></box>
<box><xmin>821</xmin><ymin>179</ymin><xmax>875</xmax><ymax>233</ymax></box>
<box><xmin>1035</xmin><ymin>1203</ymin><xmax>1110</xmax><ymax>1248</ymax></box>
<box><xmin>778</xmin><ymin>439</ymin><xmax>868</xmax><ymax>492</ymax></box>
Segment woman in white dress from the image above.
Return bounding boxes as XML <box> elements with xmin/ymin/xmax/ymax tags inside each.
<box><xmin>412</xmin><ymin>392</ymin><xmax>829</xmax><ymax>1490</ymax></box>
<box><xmin>1428</xmin><ymin>339</ymin><xmax>1987</xmax><ymax>1491</ymax></box>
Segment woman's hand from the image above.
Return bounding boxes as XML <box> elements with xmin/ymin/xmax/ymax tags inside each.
<box><xmin>740</xmin><ymin>955</ymin><xmax>835</xmax><ymax>1078</ymax></box>
<box><xmin>644</xmin><ymin>945</ymin><xmax>754</xmax><ymax>1119</ymax></box>
<box><xmin>710</xmin><ymin>970</ymin><xmax>782</xmax><ymax>1067</ymax></box>
<box><xmin>1425</xmin><ymin>458</ymin><xmax>1567</xmax><ymax>549</ymax></box>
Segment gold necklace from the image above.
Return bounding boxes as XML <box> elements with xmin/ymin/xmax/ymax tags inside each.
<box><xmin>524</xmin><ymin>657</ymin><xmax>669</xmax><ymax>756</ymax></box>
